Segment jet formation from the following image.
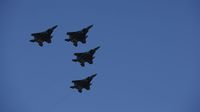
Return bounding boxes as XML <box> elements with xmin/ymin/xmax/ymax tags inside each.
<box><xmin>70</xmin><ymin>74</ymin><xmax>97</xmax><ymax>93</ymax></box>
<box><xmin>72</xmin><ymin>46</ymin><xmax>100</xmax><ymax>67</ymax></box>
<box><xmin>30</xmin><ymin>25</ymin><xmax>100</xmax><ymax>93</ymax></box>
<box><xmin>30</xmin><ymin>25</ymin><xmax>57</xmax><ymax>46</ymax></box>
<box><xmin>65</xmin><ymin>25</ymin><xmax>93</xmax><ymax>47</ymax></box>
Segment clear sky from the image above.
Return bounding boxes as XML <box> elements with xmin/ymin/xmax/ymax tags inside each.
<box><xmin>1</xmin><ymin>0</ymin><xmax>200</xmax><ymax>112</ymax></box>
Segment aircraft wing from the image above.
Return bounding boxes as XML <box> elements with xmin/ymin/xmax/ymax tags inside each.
<box><xmin>67</xmin><ymin>31</ymin><xmax>77</xmax><ymax>35</ymax></box>
<box><xmin>74</xmin><ymin>53</ymin><xmax>84</xmax><ymax>57</ymax></box>
<box><xmin>80</xmin><ymin>36</ymin><xmax>87</xmax><ymax>43</ymax></box>
<box><xmin>72</xmin><ymin>80</ymin><xmax>83</xmax><ymax>84</ymax></box>
<box><xmin>31</xmin><ymin>32</ymin><xmax>45</xmax><ymax>37</ymax></box>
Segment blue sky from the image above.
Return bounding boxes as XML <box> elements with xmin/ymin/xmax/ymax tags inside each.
<box><xmin>1</xmin><ymin>0</ymin><xmax>200</xmax><ymax>112</ymax></box>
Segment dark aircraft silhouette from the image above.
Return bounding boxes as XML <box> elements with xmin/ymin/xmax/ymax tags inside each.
<box><xmin>65</xmin><ymin>25</ymin><xmax>93</xmax><ymax>47</ymax></box>
<box><xmin>30</xmin><ymin>25</ymin><xmax>58</xmax><ymax>46</ymax></box>
<box><xmin>72</xmin><ymin>46</ymin><xmax>100</xmax><ymax>67</ymax></box>
<box><xmin>70</xmin><ymin>74</ymin><xmax>97</xmax><ymax>93</ymax></box>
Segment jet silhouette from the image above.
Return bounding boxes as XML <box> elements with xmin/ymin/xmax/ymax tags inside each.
<box><xmin>70</xmin><ymin>74</ymin><xmax>97</xmax><ymax>93</ymax></box>
<box><xmin>65</xmin><ymin>25</ymin><xmax>93</xmax><ymax>47</ymax></box>
<box><xmin>72</xmin><ymin>46</ymin><xmax>100</xmax><ymax>67</ymax></box>
<box><xmin>30</xmin><ymin>25</ymin><xmax>57</xmax><ymax>46</ymax></box>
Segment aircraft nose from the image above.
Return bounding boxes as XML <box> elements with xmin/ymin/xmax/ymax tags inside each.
<box><xmin>89</xmin><ymin>24</ymin><xmax>93</xmax><ymax>28</ymax></box>
<box><xmin>92</xmin><ymin>73</ymin><xmax>97</xmax><ymax>77</ymax></box>
<box><xmin>52</xmin><ymin>25</ymin><xmax>58</xmax><ymax>29</ymax></box>
<box><xmin>94</xmin><ymin>46</ymin><xmax>100</xmax><ymax>51</ymax></box>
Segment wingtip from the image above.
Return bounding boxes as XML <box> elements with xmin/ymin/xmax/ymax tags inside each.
<box><xmin>66</xmin><ymin>32</ymin><xmax>70</xmax><ymax>35</ymax></box>
<box><xmin>29</xmin><ymin>40</ymin><xmax>35</xmax><ymax>42</ymax></box>
<box><xmin>65</xmin><ymin>39</ymin><xmax>70</xmax><ymax>42</ymax></box>
<box><xmin>72</xmin><ymin>59</ymin><xmax>77</xmax><ymax>62</ymax></box>
<box><xmin>73</xmin><ymin>53</ymin><xmax>78</xmax><ymax>56</ymax></box>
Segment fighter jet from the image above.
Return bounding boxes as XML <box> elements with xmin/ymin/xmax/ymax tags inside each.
<box><xmin>72</xmin><ymin>46</ymin><xmax>100</xmax><ymax>67</ymax></box>
<box><xmin>70</xmin><ymin>74</ymin><xmax>97</xmax><ymax>93</ymax></box>
<box><xmin>65</xmin><ymin>25</ymin><xmax>93</xmax><ymax>47</ymax></box>
<box><xmin>30</xmin><ymin>25</ymin><xmax>58</xmax><ymax>46</ymax></box>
